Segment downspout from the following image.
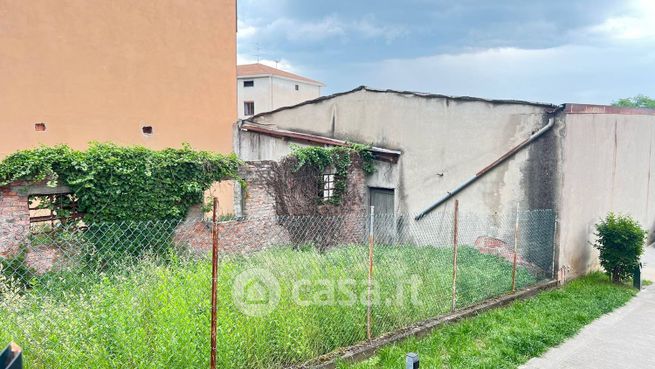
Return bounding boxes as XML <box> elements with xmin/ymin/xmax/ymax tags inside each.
<box><xmin>415</xmin><ymin>113</ymin><xmax>559</xmax><ymax>220</ymax></box>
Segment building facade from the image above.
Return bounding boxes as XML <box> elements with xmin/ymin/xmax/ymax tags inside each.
<box><xmin>0</xmin><ymin>0</ymin><xmax>237</xmax><ymax>157</ymax></box>
<box><xmin>237</xmin><ymin>63</ymin><xmax>323</xmax><ymax>119</ymax></box>
<box><xmin>235</xmin><ymin>86</ymin><xmax>655</xmax><ymax>280</ymax></box>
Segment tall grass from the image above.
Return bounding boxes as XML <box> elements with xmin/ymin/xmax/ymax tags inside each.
<box><xmin>0</xmin><ymin>245</ymin><xmax>537</xmax><ymax>369</ymax></box>
<box><xmin>341</xmin><ymin>272</ymin><xmax>637</xmax><ymax>369</ymax></box>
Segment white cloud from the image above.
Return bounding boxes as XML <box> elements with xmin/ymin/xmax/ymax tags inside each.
<box><xmin>585</xmin><ymin>0</ymin><xmax>655</xmax><ymax>41</ymax></box>
<box><xmin>237</xmin><ymin>20</ymin><xmax>258</xmax><ymax>40</ymax></box>
<box><xmin>351</xmin><ymin>44</ymin><xmax>655</xmax><ymax>104</ymax></box>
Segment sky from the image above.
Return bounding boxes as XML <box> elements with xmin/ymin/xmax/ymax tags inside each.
<box><xmin>237</xmin><ymin>0</ymin><xmax>655</xmax><ymax>105</ymax></box>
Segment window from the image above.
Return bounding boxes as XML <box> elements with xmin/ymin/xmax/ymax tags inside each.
<box><xmin>321</xmin><ymin>168</ymin><xmax>336</xmax><ymax>201</ymax></box>
<box><xmin>34</xmin><ymin>122</ymin><xmax>46</xmax><ymax>131</ymax></box>
<box><xmin>142</xmin><ymin>126</ymin><xmax>153</xmax><ymax>135</ymax></box>
<box><xmin>29</xmin><ymin>192</ymin><xmax>81</xmax><ymax>228</ymax></box>
<box><xmin>243</xmin><ymin>80</ymin><xmax>254</xmax><ymax>87</ymax></box>
<box><xmin>244</xmin><ymin>101</ymin><xmax>255</xmax><ymax>116</ymax></box>
<box><xmin>295</xmin><ymin>84</ymin><xmax>299</xmax><ymax>91</ymax></box>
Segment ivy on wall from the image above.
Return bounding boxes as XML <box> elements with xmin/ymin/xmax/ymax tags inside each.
<box><xmin>289</xmin><ymin>144</ymin><xmax>374</xmax><ymax>205</ymax></box>
<box><xmin>0</xmin><ymin>143</ymin><xmax>241</xmax><ymax>221</ymax></box>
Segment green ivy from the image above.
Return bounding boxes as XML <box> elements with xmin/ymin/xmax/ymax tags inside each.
<box><xmin>0</xmin><ymin>143</ymin><xmax>242</xmax><ymax>222</ymax></box>
<box><xmin>289</xmin><ymin>144</ymin><xmax>375</xmax><ymax>205</ymax></box>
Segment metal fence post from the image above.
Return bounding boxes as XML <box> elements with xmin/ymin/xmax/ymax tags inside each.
<box><xmin>210</xmin><ymin>198</ymin><xmax>219</xmax><ymax>369</ymax></box>
<box><xmin>367</xmin><ymin>206</ymin><xmax>375</xmax><ymax>341</ymax></box>
<box><xmin>511</xmin><ymin>203</ymin><xmax>519</xmax><ymax>293</ymax></box>
<box><xmin>451</xmin><ymin>199</ymin><xmax>459</xmax><ymax>312</ymax></box>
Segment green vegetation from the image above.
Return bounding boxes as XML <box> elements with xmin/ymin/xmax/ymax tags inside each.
<box><xmin>0</xmin><ymin>143</ymin><xmax>241</xmax><ymax>221</ymax></box>
<box><xmin>594</xmin><ymin>213</ymin><xmax>646</xmax><ymax>283</ymax></box>
<box><xmin>612</xmin><ymin>95</ymin><xmax>655</xmax><ymax>108</ymax></box>
<box><xmin>289</xmin><ymin>144</ymin><xmax>375</xmax><ymax>204</ymax></box>
<box><xmin>0</xmin><ymin>245</ymin><xmax>537</xmax><ymax>369</ymax></box>
<box><xmin>340</xmin><ymin>273</ymin><xmax>636</xmax><ymax>369</ymax></box>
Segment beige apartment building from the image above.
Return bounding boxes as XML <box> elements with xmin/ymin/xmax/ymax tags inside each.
<box><xmin>0</xmin><ymin>0</ymin><xmax>237</xmax><ymax>157</ymax></box>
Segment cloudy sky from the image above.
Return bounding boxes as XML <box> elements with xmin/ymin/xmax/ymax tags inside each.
<box><xmin>237</xmin><ymin>0</ymin><xmax>655</xmax><ymax>104</ymax></box>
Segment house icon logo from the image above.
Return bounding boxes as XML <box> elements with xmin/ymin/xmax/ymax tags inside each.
<box><xmin>232</xmin><ymin>268</ymin><xmax>281</xmax><ymax>317</ymax></box>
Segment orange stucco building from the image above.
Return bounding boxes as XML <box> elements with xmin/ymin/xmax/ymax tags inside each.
<box><xmin>0</xmin><ymin>0</ymin><xmax>236</xmax><ymax>157</ymax></box>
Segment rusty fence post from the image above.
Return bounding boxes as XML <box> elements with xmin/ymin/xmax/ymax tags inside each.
<box><xmin>210</xmin><ymin>197</ymin><xmax>219</xmax><ymax>369</ymax></box>
<box><xmin>367</xmin><ymin>206</ymin><xmax>375</xmax><ymax>341</ymax></box>
<box><xmin>511</xmin><ymin>203</ymin><xmax>520</xmax><ymax>293</ymax></box>
<box><xmin>451</xmin><ymin>199</ymin><xmax>459</xmax><ymax>312</ymax></box>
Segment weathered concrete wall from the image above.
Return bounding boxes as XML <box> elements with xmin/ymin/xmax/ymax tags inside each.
<box><xmin>557</xmin><ymin>107</ymin><xmax>655</xmax><ymax>279</ymax></box>
<box><xmin>242</xmin><ymin>88</ymin><xmax>559</xmax><ymax>219</ymax></box>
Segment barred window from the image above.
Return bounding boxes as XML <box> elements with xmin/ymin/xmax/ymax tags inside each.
<box><xmin>321</xmin><ymin>169</ymin><xmax>336</xmax><ymax>201</ymax></box>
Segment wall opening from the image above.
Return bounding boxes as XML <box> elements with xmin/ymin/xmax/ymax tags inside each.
<box><xmin>142</xmin><ymin>126</ymin><xmax>153</xmax><ymax>135</ymax></box>
<box><xmin>34</xmin><ymin>123</ymin><xmax>46</xmax><ymax>131</ymax></box>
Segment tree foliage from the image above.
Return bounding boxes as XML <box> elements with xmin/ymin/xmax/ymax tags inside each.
<box><xmin>0</xmin><ymin>143</ymin><xmax>241</xmax><ymax>221</ymax></box>
<box><xmin>612</xmin><ymin>95</ymin><xmax>655</xmax><ymax>109</ymax></box>
<box><xmin>594</xmin><ymin>213</ymin><xmax>646</xmax><ymax>283</ymax></box>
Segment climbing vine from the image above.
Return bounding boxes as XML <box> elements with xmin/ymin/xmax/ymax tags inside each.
<box><xmin>289</xmin><ymin>144</ymin><xmax>375</xmax><ymax>205</ymax></box>
<box><xmin>0</xmin><ymin>143</ymin><xmax>242</xmax><ymax>221</ymax></box>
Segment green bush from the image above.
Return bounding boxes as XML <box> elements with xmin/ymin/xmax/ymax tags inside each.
<box><xmin>594</xmin><ymin>213</ymin><xmax>646</xmax><ymax>283</ymax></box>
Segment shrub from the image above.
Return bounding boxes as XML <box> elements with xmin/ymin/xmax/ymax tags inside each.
<box><xmin>594</xmin><ymin>213</ymin><xmax>646</xmax><ymax>283</ymax></box>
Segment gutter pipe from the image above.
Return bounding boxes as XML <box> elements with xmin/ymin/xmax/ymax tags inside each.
<box><xmin>415</xmin><ymin>115</ymin><xmax>558</xmax><ymax>220</ymax></box>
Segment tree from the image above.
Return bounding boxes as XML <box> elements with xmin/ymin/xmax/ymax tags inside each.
<box><xmin>612</xmin><ymin>95</ymin><xmax>655</xmax><ymax>108</ymax></box>
<box><xmin>594</xmin><ymin>213</ymin><xmax>646</xmax><ymax>283</ymax></box>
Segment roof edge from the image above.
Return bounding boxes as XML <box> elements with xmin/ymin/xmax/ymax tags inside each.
<box><xmin>564</xmin><ymin>103</ymin><xmax>655</xmax><ymax>116</ymax></box>
<box><xmin>237</xmin><ymin>73</ymin><xmax>325</xmax><ymax>87</ymax></box>
<box><xmin>239</xmin><ymin>121</ymin><xmax>401</xmax><ymax>163</ymax></box>
<box><xmin>249</xmin><ymin>86</ymin><xmax>561</xmax><ymax>120</ymax></box>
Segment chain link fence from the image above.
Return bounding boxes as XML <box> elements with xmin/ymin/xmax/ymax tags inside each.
<box><xmin>0</xmin><ymin>206</ymin><xmax>555</xmax><ymax>369</ymax></box>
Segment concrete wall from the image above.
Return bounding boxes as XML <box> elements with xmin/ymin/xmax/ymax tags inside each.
<box><xmin>557</xmin><ymin>108</ymin><xmax>655</xmax><ymax>278</ymax></box>
<box><xmin>243</xmin><ymin>88</ymin><xmax>558</xmax><ymax>219</ymax></box>
<box><xmin>0</xmin><ymin>0</ymin><xmax>236</xmax><ymax>156</ymax></box>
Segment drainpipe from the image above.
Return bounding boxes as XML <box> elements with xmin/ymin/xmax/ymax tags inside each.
<box><xmin>415</xmin><ymin>115</ymin><xmax>558</xmax><ymax>220</ymax></box>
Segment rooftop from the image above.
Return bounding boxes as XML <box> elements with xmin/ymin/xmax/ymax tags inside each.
<box><xmin>237</xmin><ymin>63</ymin><xmax>324</xmax><ymax>86</ymax></box>
<box><xmin>245</xmin><ymin>85</ymin><xmax>655</xmax><ymax>119</ymax></box>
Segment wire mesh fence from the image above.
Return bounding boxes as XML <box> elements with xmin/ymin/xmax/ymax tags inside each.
<box><xmin>0</xmin><ymin>205</ymin><xmax>556</xmax><ymax>369</ymax></box>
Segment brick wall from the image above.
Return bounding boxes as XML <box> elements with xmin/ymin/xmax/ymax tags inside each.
<box><xmin>0</xmin><ymin>183</ymin><xmax>30</xmax><ymax>258</ymax></box>
<box><xmin>175</xmin><ymin>160</ymin><xmax>369</xmax><ymax>254</ymax></box>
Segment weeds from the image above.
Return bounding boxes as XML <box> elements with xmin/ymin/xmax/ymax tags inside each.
<box><xmin>0</xmin><ymin>245</ymin><xmax>538</xmax><ymax>369</ymax></box>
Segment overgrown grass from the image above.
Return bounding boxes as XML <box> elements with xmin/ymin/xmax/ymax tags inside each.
<box><xmin>339</xmin><ymin>272</ymin><xmax>637</xmax><ymax>369</ymax></box>
<box><xmin>0</xmin><ymin>245</ymin><xmax>539</xmax><ymax>369</ymax></box>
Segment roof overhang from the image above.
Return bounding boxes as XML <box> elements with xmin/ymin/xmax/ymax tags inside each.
<box><xmin>240</xmin><ymin>121</ymin><xmax>401</xmax><ymax>163</ymax></box>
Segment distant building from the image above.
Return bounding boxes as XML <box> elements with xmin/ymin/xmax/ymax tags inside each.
<box><xmin>236</xmin><ymin>86</ymin><xmax>655</xmax><ymax>280</ymax></box>
<box><xmin>237</xmin><ymin>63</ymin><xmax>324</xmax><ymax>118</ymax></box>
